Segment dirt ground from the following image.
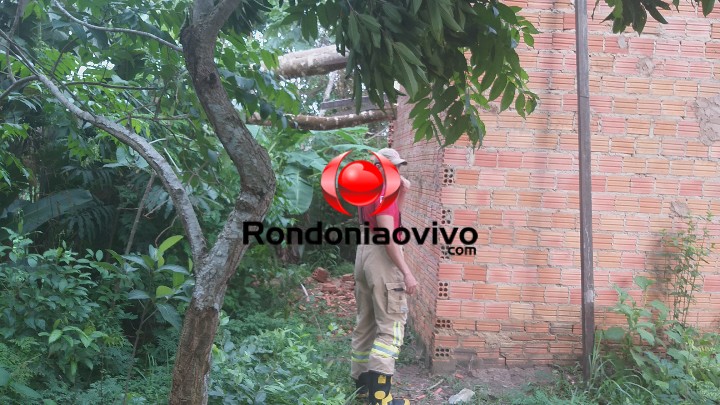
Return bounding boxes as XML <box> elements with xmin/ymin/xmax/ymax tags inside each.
<box><xmin>304</xmin><ymin>270</ymin><xmax>568</xmax><ymax>404</ymax></box>
<box><xmin>393</xmin><ymin>363</ymin><xmax>559</xmax><ymax>403</ymax></box>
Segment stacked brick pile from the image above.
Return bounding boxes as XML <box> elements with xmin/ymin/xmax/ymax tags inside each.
<box><xmin>392</xmin><ymin>0</ymin><xmax>720</xmax><ymax>372</ymax></box>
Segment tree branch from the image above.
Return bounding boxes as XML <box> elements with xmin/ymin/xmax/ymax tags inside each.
<box><xmin>317</xmin><ymin>71</ymin><xmax>337</xmax><ymax>115</ymax></box>
<box><xmin>0</xmin><ymin>74</ymin><xmax>37</xmax><ymax>102</ymax></box>
<box><xmin>0</xmin><ymin>29</ymin><xmax>206</xmax><ymax>262</ymax></box>
<box><xmin>207</xmin><ymin>0</ymin><xmax>242</xmax><ymax>32</ymax></box>
<box><xmin>4</xmin><ymin>46</ymin><xmax>15</xmax><ymax>83</ymax></box>
<box><xmin>9</xmin><ymin>0</ymin><xmax>30</xmax><ymax>36</ymax></box>
<box><xmin>191</xmin><ymin>0</ymin><xmax>215</xmax><ymax>21</ymax></box>
<box><xmin>119</xmin><ymin>114</ymin><xmax>190</xmax><ymax>123</ymax></box>
<box><xmin>247</xmin><ymin>109</ymin><xmax>396</xmax><ymax>131</ymax></box>
<box><xmin>124</xmin><ymin>173</ymin><xmax>156</xmax><ymax>255</ymax></box>
<box><xmin>275</xmin><ymin>45</ymin><xmax>348</xmax><ymax>79</ymax></box>
<box><xmin>180</xmin><ymin>14</ymin><xmax>276</xmax><ymax>301</ymax></box>
<box><xmin>66</xmin><ymin>81</ymin><xmax>160</xmax><ymax>90</ymax></box>
<box><xmin>51</xmin><ymin>0</ymin><xmax>182</xmax><ymax>52</ymax></box>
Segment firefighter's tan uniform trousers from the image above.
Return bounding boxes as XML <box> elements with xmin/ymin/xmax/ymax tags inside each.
<box><xmin>351</xmin><ymin>243</ymin><xmax>409</xmax><ymax>379</ymax></box>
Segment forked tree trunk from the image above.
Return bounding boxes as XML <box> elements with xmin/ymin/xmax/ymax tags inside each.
<box><xmin>3</xmin><ymin>1</ymin><xmax>390</xmax><ymax>403</ymax></box>
<box><xmin>170</xmin><ymin>1</ymin><xmax>277</xmax><ymax>403</ymax></box>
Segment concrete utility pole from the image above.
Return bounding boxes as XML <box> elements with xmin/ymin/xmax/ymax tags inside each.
<box><xmin>574</xmin><ymin>0</ymin><xmax>596</xmax><ymax>382</ymax></box>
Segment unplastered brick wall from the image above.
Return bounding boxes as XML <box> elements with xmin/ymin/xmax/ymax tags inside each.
<box><xmin>389</xmin><ymin>108</ymin><xmax>446</xmax><ymax>360</ymax></box>
<box><xmin>393</xmin><ymin>0</ymin><xmax>720</xmax><ymax>372</ymax></box>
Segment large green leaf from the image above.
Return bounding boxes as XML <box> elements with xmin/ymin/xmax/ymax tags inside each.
<box><xmin>603</xmin><ymin>326</ymin><xmax>626</xmax><ymax>341</ymax></box>
<box><xmin>11</xmin><ymin>382</ymin><xmax>41</xmax><ymax>399</ymax></box>
<box><xmin>156</xmin><ymin>303</ymin><xmax>181</xmax><ymax>329</ymax></box>
<box><xmin>1</xmin><ymin>189</ymin><xmax>94</xmax><ymax>235</ymax></box>
<box><xmin>701</xmin><ymin>0</ymin><xmax>715</xmax><ymax>15</ymax></box>
<box><xmin>634</xmin><ymin>275</ymin><xmax>654</xmax><ymax>291</ymax></box>
<box><xmin>637</xmin><ymin>328</ymin><xmax>656</xmax><ymax>345</ymax></box>
<box><xmin>156</xmin><ymin>285</ymin><xmax>174</xmax><ymax>298</ymax></box>
<box><xmin>284</xmin><ymin>151</ymin><xmax>327</xmax><ymax>172</ymax></box>
<box><xmin>48</xmin><ymin>329</ymin><xmax>63</xmax><ymax>343</ymax></box>
<box><xmin>281</xmin><ymin>166</ymin><xmax>313</xmax><ymax>215</ymax></box>
<box><xmin>0</xmin><ymin>366</ymin><xmax>9</xmax><ymax>387</ymax></box>
<box><xmin>128</xmin><ymin>290</ymin><xmax>151</xmax><ymax>300</ymax></box>
<box><xmin>158</xmin><ymin>235</ymin><xmax>184</xmax><ymax>256</ymax></box>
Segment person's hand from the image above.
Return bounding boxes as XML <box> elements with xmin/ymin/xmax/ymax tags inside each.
<box><xmin>400</xmin><ymin>176</ymin><xmax>411</xmax><ymax>190</ymax></box>
<box><xmin>403</xmin><ymin>272</ymin><xmax>418</xmax><ymax>295</ymax></box>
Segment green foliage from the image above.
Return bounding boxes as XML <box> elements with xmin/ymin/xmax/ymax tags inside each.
<box><xmin>223</xmin><ymin>244</ymin><xmax>311</xmax><ymax>316</ymax></box>
<box><xmin>0</xmin><ymin>123</ymin><xmax>31</xmax><ymax>201</ymax></box>
<box><xmin>209</xmin><ymin>324</ymin><xmax>348</xmax><ymax>404</ymax></box>
<box><xmin>0</xmin><ymin>231</ymin><xmax>189</xmax><ymax>401</ymax></box>
<box><xmin>255</xmin><ymin>125</ymin><xmax>371</xmax><ymax>228</ymax></box>
<box><xmin>0</xmin><ymin>189</ymin><xmax>96</xmax><ymax>238</ymax></box>
<box><xmin>0</xmin><ymin>229</ymin><xmax>121</xmax><ymax>382</ymax></box>
<box><xmin>599</xmin><ymin>0</ymin><xmax>717</xmax><ymax>34</ymax></box>
<box><xmin>590</xmin><ymin>215</ymin><xmax>720</xmax><ymax>404</ymax></box>
<box><xmin>285</xmin><ymin>0</ymin><xmax>539</xmax><ymax>147</ymax></box>
<box><xmin>501</xmin><ymin>384</ymin><xmax>592</xmax><ymax>405</ymax></box>
<box><xmin>0</xmin><ymin>342</ymin><xmax>43</xmax><ymax>403</ymax></box>
<box><xmin>0</xmin><ymin>226</ymin><xmax>356</xmax><ymax>404</ymax></box>
<box><xmin>39</xmin><ymin>360</ymin><xmax>173</xmax><ymax>405</ymax></box>
<box><xmin>660</xmin><ymin>214</ymin><xmax>714</xmax><ymax>324</ymax></box>
<box><xmin>217</xmin><ymin>258</ymin><xmax>357</xmax><ymax>405</ymax></box>
<box><xmin>110</xmin><ymin>234</ymin><xmax>193</xmax><ymax>330</ymax></box>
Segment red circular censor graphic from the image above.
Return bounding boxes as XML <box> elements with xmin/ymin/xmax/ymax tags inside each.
<box><xmin>337</xmin><ymin>161</ymin><xmax>383</xmax><ymax>206</ymax></box>
<box><xmin>321</xmin><ymin>150</ymin><xmax>401</xmax><ymax>216</ymax></box>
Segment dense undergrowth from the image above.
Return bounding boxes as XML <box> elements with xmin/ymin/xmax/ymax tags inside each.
<box><xmin>0</xmin><ymin>229</ymin><xmax>356</xmax><ymax>404</ymax></box>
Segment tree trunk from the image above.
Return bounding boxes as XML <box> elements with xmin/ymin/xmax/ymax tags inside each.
<box><xmin>167</xmin><ymin>298</ymin><xmax>221</xmax><ymax>404</ymax></box>
<box><xmin>169</xmin><ymin>1</ymin><xmax>277</xmax><ymax>403</ymax></box>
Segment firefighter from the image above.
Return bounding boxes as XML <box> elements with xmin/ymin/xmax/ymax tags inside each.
<box><xmin>351</xmin><ymin>148</ymin><xmax>417</xmax><ymax>405</ymax></box>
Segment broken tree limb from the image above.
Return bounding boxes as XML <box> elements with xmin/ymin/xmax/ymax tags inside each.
<box><xmin>276</xmin><ymin>45</ymin><xmax>348</xmax><ymax>79</ymax></box>
<box><xmin>247</xmin><ymin>108</ymin><xmax>396</xmax><ymax>131</ymax></box>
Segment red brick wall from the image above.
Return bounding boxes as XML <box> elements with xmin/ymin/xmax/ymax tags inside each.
<box><xmin>390</xmin><ymin>106</ymin><xmax>446</xmax><ymax>362</ymax></box>
<box><xmin>393</xmin><ymin>0</ymin><xmax>720</xmax><ymax>371</ymax></box>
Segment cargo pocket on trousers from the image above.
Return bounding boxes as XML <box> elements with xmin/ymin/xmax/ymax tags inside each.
<box><xmin>385</xmin><ymin>282</ymin><xmax>408</xmax><ymax>314</ymax></box>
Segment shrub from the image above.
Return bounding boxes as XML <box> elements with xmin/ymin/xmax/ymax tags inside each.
<box><xmin>0</xmin><ymin>230</ymin><xmax>128</xmax><ymax>382</ymax></box>
<box><xmin>209</xmin><ymin>323</ymin><xmax>348</xmax><ymax>405</ymax></box>
<box><xmin>591</xmin><ymin>215</ymin><xmax>720</xmax><ymax>404</ymax></box>
<box><xmin>0</xmin><ymin>230</ymin><xmax>188</xmax><ymax>402</ymax></box>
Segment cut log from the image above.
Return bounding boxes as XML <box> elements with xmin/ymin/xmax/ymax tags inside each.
<box><xmin>276</xmin><ymin>45</ymin><xmax>348</xmax><ymax>79</ymax></box>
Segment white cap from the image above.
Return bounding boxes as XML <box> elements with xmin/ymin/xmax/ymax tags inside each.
<box><xmin>376</xmin><ymin>148</ymin><xmax>407</xmax><ymax>166</ymax></box>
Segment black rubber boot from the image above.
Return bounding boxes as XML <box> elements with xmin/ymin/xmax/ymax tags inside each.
<box><xmin>367</xmin><ymin>371</ymin><xmax>410</xmax><ymax>405</ymax></box>
<box><xmin>354</xmin><ymin>372</ymin><xmax>369</xmax><ymax>403</ymax></box>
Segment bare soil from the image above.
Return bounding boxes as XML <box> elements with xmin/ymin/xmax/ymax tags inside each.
<box><xmin>392</xmin><ymin>362</ymin><xmax>561</xmax><ymax>403</ymax></box>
